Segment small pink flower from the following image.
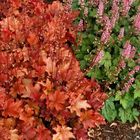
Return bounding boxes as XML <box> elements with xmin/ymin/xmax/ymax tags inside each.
<box><xmin>84</xmin><ymin>7</ymin><xmax>88</xmax><ymax>17</ymax></box>
<box><xmin>78</xmin><ymin>19</ymin><xmax>84</xmax><ymax>31</ymax></box>
<box><xmin>101</xmin><ymin>29</ymin><xmax>111</xmax><ymax>44</ymax></box>
<box><xmin>94</xmin><ymin>50</ymin><xmax>104</xmax><ymax>64</ymax></box>
<box><xmin>111</xmin><ymin>16</ymin><xmax>119</xmax><ymax>28</ymax></box>
<box><xmin>118</xmin><ymin>28</ymin><xmax>125</xmax><ymax>39</ymax></box>
<box><xmin>78</xmin><ymin>0</ymin><xmax>85</xmax><ymax>8</ymax></box>
<box><xmin>98</xmin><ymin>0</ymin><xmax>104</xmax><ymax>16</ymax></box>
<box><xmin>134</xmin><ymin>13</ymin><xmax>140</xmax><ymax>32</ymax></box>
<box><xmin>111</xmin><ymin>1</ymin><xmax>119</xmax><ymax>27</ymax></box>
<box><xmin>119</xmin><ymin>60</ymin><xmax>126</xmax><ymax>69</ymax></box>
<box><xmin>123</xmin><ymin>77</ymin><xmax>135</xmax><ymax>92</ymax></box>
<box><xmin>121</xmin><ymin>41</ymin><xmax>132</xmax><ymax>59</ymax></box>
<box><xmin>88</xmin><ymin>0</ymin><xmax>98</xmax><ymax>6</ymax></box>
<box><xmin>122</xmin><ymin>0</ymin><xmax>134</xmax><ymax>15</ymax></box>
<box><xmin>134</xmin><ymin>66</ymin><xmax>140</xmax><ymax>72</ymax></box>
<box><xmin>129</xmin><ymin>46</ymin><xmax>136</xmax><ymax>59</ymax></box>
<box><xmin>128</xmin><ymin>66</ymin><xmax>140</xmax><ymax>77</ymax></box>
<box><xmin>128</xmin><ymin>70</ymin><xmax>135</xmax><ymax>77</ymax></box>
<box><xmin>65</xmin><ymin>0</ymin><xmax>73</xmax><ymax>9</ymax></box>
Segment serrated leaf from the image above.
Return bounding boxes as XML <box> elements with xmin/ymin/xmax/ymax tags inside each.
<box><xmin>76</xmin><ymin>53</ymin><xmax>84</xmax><ymax>60</ymax></box>
<box><xmin>127</xmin><ymin>60</ymin><xmax>136</xmax><ymax>68</ymax></box>
<box><xmin>100</xmin><ymin>52</ymin><xmax>111</xmax><ymax>69</ymax></box>
<box><xmin>80</xmin><ymin>60</ymin><xmax>87</xmax><ymax>69</ymax></box>
<box><xmin>132</xmin><ymin>108</ymin><xmax>140</xmax><ymax>122</ymax></box>
<box><xmin>119</xmin><ymin>108</ymin><xmax>134</xmax><ymax>123</ymax></box>
<box><xmin>120</xmin><ymin>93</ymin><xmax>134</xmax><ymax>109</ymax></box>
<box><xmin>134</xmin><ymin>89</ymin><xmax>140</xmax><ymax>99</ymax></box>
<box><xmin>89</xmin><ymin>9</ymin><xmax>97</xmax><ymax>17</ymax></box>
<box><xmin>102</xmin><ymin>97</ymin><xmax>117</xmax><ymax>122</ymax></box>
<box><xmin>115</xmin><ymin>91</ymin><xmax>122</xmax><ymax>101</ymax></box>
<box><xmin>133</xmin><ymin>80</ymin><xmax>140</xmax><ymax>99</ymax></box>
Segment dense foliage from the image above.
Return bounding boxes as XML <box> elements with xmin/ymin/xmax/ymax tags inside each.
<box><xmin>0</xmin><ymin>0</ymin><xmax>106</xmax><ymax>139</ymax></box>
<box><xmin>70</xmin><ymin>0</ymin><xmax>140</xmax><ymax>123</ymax></box>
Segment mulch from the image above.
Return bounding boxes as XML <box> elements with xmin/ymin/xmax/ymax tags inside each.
<box><xmin>88</xmin><ymin>121</ymin><xmax>140</xmax><ymax>140</ymax></box>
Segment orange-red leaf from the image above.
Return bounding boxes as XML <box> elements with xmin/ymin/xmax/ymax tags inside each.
<box><xmin>53</xmin><ymin>125</ymin><xmax>75</xmax><ymax>140</ymax></box>
<box><xmin>47</xmin><ymin>90</ymin><xmax>68</xmax><ymax>111</ymax></box>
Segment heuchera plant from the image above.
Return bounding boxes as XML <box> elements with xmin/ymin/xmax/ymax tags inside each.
<box><xmin>70</xmin><ymin>0</ymin><xmax>140</xmax><ymax>123</ymax></box>
<box><xmin>0</xmin><ymin>0</ymin><xmax>106</xmax><ymax>139</ymax></box>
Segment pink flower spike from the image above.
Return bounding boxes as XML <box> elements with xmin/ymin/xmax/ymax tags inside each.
<box><xmin>118</xmin><ymin>27</ymin><xmax>125</xmax><ymax>40</ymax></box>
<box><xmin>134</xmin><ymin>13</ymin><xmax>140</xmax><ymax>32</ymax></box>
<box><xmin>134</xmin><ymin>66</ymin><xmax>140</xmax><ymax>72</ymax></box>
<box><xmin>121</xmin><ymin>41</ymin><xmax>132</xmax><ymax>59</ymax></box>
<box><xmin>119</xmin><ymin>60</ymin><xmax>126</xmax><ymax>69</ymax></box>
<box><xmin>84</xmin><ymin>7</ymin><xmax>88</xmax><ymax>17</ymax></box>
<box><xmin>101</xmin><ymin>29</ymin><xmax>111</xmax><ymax>44</ymax></box>
<box><xmin>123</xmin><ymin>77</ymin><xmax>135</xmax><ymax>92</ymax></box>
<box><xmin>98</xmin><ymin>0</ymin><xmax>104</xmax><ymax>17</ymax></box>
<box><xmin>129</xmin><ymin>46</ymin><xmax>136</xmax><ymax>59</ymax></box>
<box><xmin>122</xmin><ymin>0</ymin><xmax>134</xmax><ymax>15</ymax></box>
<box><xmin>94</xmin><ymin>50</ymin><xmax>104</xmax><ymax>64</ymax></box>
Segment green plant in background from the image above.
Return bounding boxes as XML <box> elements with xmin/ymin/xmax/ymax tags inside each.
<box><xmin>69</xmin><ymin>0</ymin><xmax>140</xmax><ymax>123</ymax></box>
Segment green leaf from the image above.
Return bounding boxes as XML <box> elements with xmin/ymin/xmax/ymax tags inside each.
<box><xmin>119</xmin><ymin>108</ymin><xmax>134</xmax><ymax>123</ymax></box>
<box><xmin>120</xmin><ymin>93</ymin><xmax>134</xmax><ymax>109</ymax></box>
<box><xmin>100</xmin><ymin>52</ymin><xmax>112</xmax><ymax>70</ymax></box>
<box><xmin>132</xmin><ymin>108</ymin><xmax>140</xmax><ymax>122</ymax></box>
<box><xmin>84</xmin><ymin>54</ymin><xmax>91</xmax><ymax>61</ymax></box>
<box><xmin>80</xmin><ymin>60</ymin><xmax>87</xmax><ymax>69</ymax></box>
<box><xmin>76</xmin><ymin>53</ymin><xmax>84</xmax><ymax>60</ymax></box>
<box><xmin>134</xmin><ymin>89</ymin><xmax>140</xmax><ymax>99</ymax></box>
<box><xmin>89</xmin><ymin>9</ymin><xmax>97</xmax><ymax>17</ymax></box>
<box><xmin>81</xmin><ymin>45</ymin><xmax>88</xmax><ymax>53</ymax></box>
<box><xmin>119</xmin><ymin>108</ymin><xmax>127</xmax><ymax>123</ymax></box>
<box><xmin>133</xmin><ymin>80</ymin><xmax>140</xmax><ymax>99</ymax></box>
<box><xmin>102</xmin><ymin>97</ymin><xmax>117</xmax><ymax>122</ymax></box>
<box><xmin>88</xmin><ymin>34</ymin><xmax>94</xmax><ymax>42</ymax></box>
<box><xmin>115</xmin><ymin>91</ymin><xmax>122</xmax><ymax>101</ymax></box>
<box><xmin>87</xmin><ymin>68</ymin><xmax>103</xmax><ymax>79</ymax></box>
<box><xmin>127</xmin><ymin>60</ymin><xmax>136</xmax><ymax>68</ymax></box>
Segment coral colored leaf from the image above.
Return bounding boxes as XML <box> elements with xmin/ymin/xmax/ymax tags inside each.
<box><xmin>80</xmin><ymin>110</ymin><xmax>105</xmax><ymax>129</ymax></box>
<box><xmin>47</xmin><ymin>90</ymin><xmax>68</xmax><ymax>111</ymax></box>
<box><xmin>37</xmin><ymin>125</ymin><xmax>51</xmax><ymax>140</ymax></box>
<box><xmin>53</xmin><ymin>125</ymin><xmax>75</xmax><ymax>140</ymax></box>
<box><xmin>27</xmin><ymin>32</ymin><xmax>38</xmax><ymax>46</ymax></box>
<box><xmin>0</xmin><ymin>88</ymin><xmax>7</xmax><ymax>110</ymax></box>
<box><xmin>3</xmin><ymin>99</ymin><xmax>22</xmax><ymax>118</ymax></box>
<box><xmin>74</xmin><ymin>128</ymin><xmax>88</xmax><ymax>140</ymax></box>
<box><xmin>68</xmin><ymin>95</ymin><xmax>91</xmax><ymax>116</ymax></box>
<box><xmin>10</xmin><ymin>129</ymin><xmax>19</xmax><ymax>140</ymax></box>
<box><xmin>21</xmin><ymin>123</ymin><xmax>36</xmax><ymax>140</ymax></box>
<box><xmin>0</xmin><ymin>126</ymin><xmax>10</xmax><ymax>140</ymax></box>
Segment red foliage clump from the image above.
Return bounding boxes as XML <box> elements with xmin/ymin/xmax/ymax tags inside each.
<box><xmin>0</xmin><ymin>0</ymin><xmax>107</xmax><ymax>139</ymax></box>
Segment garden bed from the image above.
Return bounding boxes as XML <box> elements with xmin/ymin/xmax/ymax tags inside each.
<box><xmin>89</xmin><ymin>120</ymin><xmax>140</xmax><ymax>140</ymax></box>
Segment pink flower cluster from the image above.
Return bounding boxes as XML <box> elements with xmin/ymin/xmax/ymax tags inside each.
<box><xmin>99</xmin><ymin>0</ymin><xmax>120</xmax><ymax>44</ymax></box>
<box><xmin>78</xmin><ymin>0</ymin><xmax>85</xmax><ymax>8</ymax></box>
<box><xmin>134</xmin><ymin>12</ymin><xmax>140</xmax><ymax>32</ymax></box>
<box><xmin>122</xmin><ymin>0</ymin><xmax>134</xmax><ymax>15</ymax></box>
<box><xmin>65</xmin><ymin>0</ymin><xmax>73</xmax><ymax>9</ymax></box>
<box><xmin>128</xmin><ymin>66</ymin><xmax>140</xmax><ymax>77</ymax></box>
<box><xmin>119</xmin><ymin>60</ymin><xmax>126</xmax><ymax>69</ymax></box>
<box><xmin>118</xmin><ymin>27</ymin><xmax>125</xmax><ymax>40</ymax></box>
<box><xmin>121</xmin><ymin>41</ymin><xmax>136</xmax><ymax>59</ymax></box>
<box><xmin>101</xmin><ymin>16</ymin><xmax>112</xmax><ymax>44</ymax></box>
<box><xmin>78</xmin><ymin>19</ymin><xmax>84</xmax><ymax>31</ymax></box>
<box><xmin>111</xmin><ymin>0</ymin><xmax>119</xmax><ymax>28</ymax></box>
<box><xmin>93</xmin><ymin>50</ymin><xmax>104</xmax><ymax>65</ymax></box>
<box><xmin>122</xmin><ymin>66</ymin><xmax>140</xmax><ymax>92</ymax></box>
<box><xmin>98</xmin><ymin>0</ymin><xmax>104</xmax><ymax>17</ymax></box>
<box><xmin>123</xmin><ymin>77</ymin><xmax>135</xmax><ymax>92</ymax></box>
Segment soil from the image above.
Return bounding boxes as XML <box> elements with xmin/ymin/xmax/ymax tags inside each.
<box><xmin>88</xmin><ymin>121</ymin><xmax>140</xmax><ymax>140</ymax></box>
